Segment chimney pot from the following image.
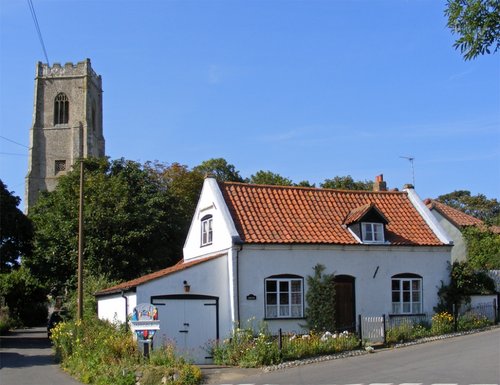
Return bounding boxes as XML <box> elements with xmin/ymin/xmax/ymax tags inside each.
<box><xmin>373</xmin><ymin>174</ymin><xmax>387</xmax><ymax>192</ymax></box>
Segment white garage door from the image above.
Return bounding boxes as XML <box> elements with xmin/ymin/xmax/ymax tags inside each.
<box><xmin>152</xmin><ymin>295</ymin><xmax>218</xmax><ymax>364</ymax></box>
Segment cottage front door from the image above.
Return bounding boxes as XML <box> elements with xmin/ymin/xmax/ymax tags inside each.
<box><xmin>334</xmin><ymin>275</ymin><xmax>356</xmax><ymax>331</ymax></box>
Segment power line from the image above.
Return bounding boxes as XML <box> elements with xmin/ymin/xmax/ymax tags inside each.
<box><xmin>0</xmin><ymin>135</ymin><xmax>68</xmax><ymax>159</ymax></box>
<box><xmin>0</xmin><ymin>135</ymin><xmax>29</xmax><ymax>149</ymax></box>
<box><xmin>0</xmin><ymin>152</ymin><xmax>28</xmax><ymax>157</ymax></box>
<box><xmin>27</xmin><ymin>0</ymin><xmax>50</xmax><ymax>65</ymax></box>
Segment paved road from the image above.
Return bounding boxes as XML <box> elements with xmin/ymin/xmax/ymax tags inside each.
<box><xmin>217</xmin><ymin>328</ymin><xmax>500</xmax><ymax>385</ymax></box>
<box><xmin>0</xmin><ymin>327</ymin><xmax>82</xmax><ymax>385</ymax></box>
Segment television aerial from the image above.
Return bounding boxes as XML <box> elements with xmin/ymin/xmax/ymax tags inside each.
<box><xmin>400</xmin><ymin>156</ymin><xmax>415</xmax><ymax>186</ymax></box>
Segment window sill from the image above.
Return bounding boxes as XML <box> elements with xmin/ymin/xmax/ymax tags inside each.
<box><xmin>388</xmin><ymin>313</ymin><xmax>426</xmax><ymax>318</ymax></box>
<box><xmin>263</xmin><ymin>317</ymin><xmax>305</xmax><ymax>321</ymax></box>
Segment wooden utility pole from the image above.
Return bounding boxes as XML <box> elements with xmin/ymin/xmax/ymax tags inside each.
<box><xmin>77</xmin><ymin>160</ymin><xmax>84</xmax><ymax>321</ymax></box>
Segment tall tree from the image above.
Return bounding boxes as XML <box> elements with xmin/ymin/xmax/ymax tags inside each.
<box><xmin>193</xmin><ymin>158</ymin><xmax>244</xmax><ymax>182</ymax></box>
<box><xmin>0</xmin><ymin>180</ymin><xmax>33</xmax><ymax>272</ymax></box>
<box><xmin>0</xmin><ymin>266</ymin><xmax>48</xmax><ymax>326</ymax></box>
<box><xmin>249</xmin><ymin>170</ymin><xmax>293</xmax><ymax>186</ymax></box>
<box><xmin>437</xmin><ymin>190</ymin><xmax>500</xmax><ymax>224</ymax></box>
<box><xmin>304</xmin><ymin>264</ymin><xmax>336</xmax><ymax>332</ymax></box>
<box><xmin>320</xmin><ymin>175</ymin><xmax>373</xmax><ymax>191</ymax></box>
<box><xmin>26</xmin><ymin>158</ymin><xmax>184</xmax><ymax>295</ymax></box>
<box><xmin>445</xmin><ymin>0</ymin><xmax>500</xmax><ymax>60</ymax></box>
<box><xmin>146</xmin><ymin>161</ymin><xmax>205</xmax><ymax>232</ymax></box>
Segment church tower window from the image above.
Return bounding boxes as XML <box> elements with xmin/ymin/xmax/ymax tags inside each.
<box><xmin>54</xmin><ymin>93</ymin><xmax>69</xmax><ymax>125</ymax></box>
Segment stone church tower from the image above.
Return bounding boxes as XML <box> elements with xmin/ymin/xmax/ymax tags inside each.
<box><xmin>25</xmin><ymin>59</ymin><xmax>105</xmax><ymax>211</ymax></box>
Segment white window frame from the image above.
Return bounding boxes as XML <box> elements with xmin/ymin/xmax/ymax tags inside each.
<box><xmin>201</xmin><ymin>215</ymin><xmax>213</xmax><ymax>246</ymax></box>
<box><xmin>265</xmin><ymin>277</ymin><xmax>303</xmax><ymax>319</ymax></box>
<box><xmin>361</xmin><ymin>222</ymin><xmax>385</xmax><ymax>243</ymax></box>
<box><xmin>391</xmin><ymin>276</ymin><xmax>422</xmax><ymax>314</ymax></box>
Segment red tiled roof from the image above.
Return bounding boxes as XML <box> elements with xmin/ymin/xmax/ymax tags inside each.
<box><xmin>343</xmin><ymin>203</ymin><xmax>388</xmax><ymax>225</ymax></box>
<box><xmin>219</xmin><ymin>182</ymin><xmax>444</xmax><ymax>246</ymax></box>
<box><xmin>95</xmin><ymin>254</ymin><xmax>223</xmax><ymax>296</ymax></box>
<box><xmin>425</xmin><ymin>199</ymin><xmax>500</xmax><ymax>234</ymax></box>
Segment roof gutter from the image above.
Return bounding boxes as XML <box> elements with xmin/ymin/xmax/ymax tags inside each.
<box><xmin>121</xmin><ymin>290</ymin><xmax>129</xmax><ymax>331</ymax></box>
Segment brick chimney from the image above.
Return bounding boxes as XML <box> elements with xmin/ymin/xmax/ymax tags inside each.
<box><xmin>373</xmin><ymin>174</ymin><xmax>387</xmax><ymax>192</ymax></box>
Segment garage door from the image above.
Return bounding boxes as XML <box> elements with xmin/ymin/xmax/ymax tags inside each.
<box><xmin>151</xmin><ymin>295</ymin><xmax>218</xmax><ymax>364</ymax></box>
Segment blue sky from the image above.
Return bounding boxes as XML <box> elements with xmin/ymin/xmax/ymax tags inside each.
<box><xmin>1</xmin><ymin>0</ymin><xmax>499</xmax><ymax>211</ymax></box>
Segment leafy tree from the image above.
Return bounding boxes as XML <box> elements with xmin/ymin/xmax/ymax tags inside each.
<box><xmin>0</xmin><ymin>266</ymin><xmax>47</xmax><ymax>326</ymax></box>
<box><xmin>193</xmin><ymin>158</ymin><xmax>244</xmax><ymax>182</ymax></box>
<box><xmin>295</xmin><ymin>180</ymin><xmax>316</xmax><ymax>187</ymax></box>
<box><xmin>304</xmin><ymin>264</ymin><xmax>336</xmax><ymax>332</ymax></box>
<box><xmin>249</xmin><ymin>170</ymin><xmax>293</xmax><ymax>186</ymax></box>
<box><xmin>462</xmin><ymin>226</ymin><xmax>500</xmax><ymax>269</ymax></box>
<box><xmin>436</xmin><ymin>190</ymin><xmax>500</xmax><ymax>224</ymax></box>
<box><xmin>0</xmin><ymin>180</ymin><xmax>33</xmax><ymax>272</ymax></box>
<box><xmin>146</xmin><ymin>161</ymin><xmax>204</xmax><ymax>231</ymax></box>
<box><xmin>26</xmin><ymin>158</ymin><xmax>184</xmax><ymax>295</ymax></box>
<box><xmin>65</xmin><ymin>273</ymin><xmax>118</xmax><ymax>320</ymax></box>
<box><xmin>435</xmin><ymin>261</ymin><xmax>496</xmax><ymax>315</ymax></box>
<box><xmin>445</xmin><ymin>0</ymin><xmax>500</xmax><ymax>60</ymax></box>
<box><xmin>320</xmin><ymin>175</ymin><xmax>373</xmax><ymax>191</ymax></box>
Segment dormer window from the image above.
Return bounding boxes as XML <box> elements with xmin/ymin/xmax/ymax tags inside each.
<box><xmin>362</xmin><ymin>222</ymin><xmax>384</xmax><ymax>243</ymax></box>
<box><xmin>344</xmin><ymin>203</ymin><xmax>388</xmax><ymax>244</ymax></box>
<box><xmin>201</xmin><ymin>215</ymin><xmax>213</xmax><ymax>246</ymax></box>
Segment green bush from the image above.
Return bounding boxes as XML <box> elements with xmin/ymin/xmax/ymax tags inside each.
<box><xmin>386</xmin><ymin>323</ymin><xmax>415</xmax><ymax>344</ymax></box>
<box><xmin>51</xmin><ymin>318</ymin><xmax>201</xmax><ymax>385</ymax></box>
<box><xmin>0</xmin><ymin>306</ymin><xmax>12</xmax><ymax>334</ymax></box>
<box><xmin>457</xmin><ymin>313</ymin><xmax>492</xmax><ymax>331</ymax></box>
<box><xmin>0</xmin><ymin>267</ymin><xmax>48</xmax><ymax>327</ymax></box>
<box><xmin>431</xmin><ymin>312</ymin><xmax>455</xmax><ymax>335</ymax></box>
<box><xmin>386</xmin><ymin>322</ymin><xmax>431</xmax><ymax>344</ymax></box>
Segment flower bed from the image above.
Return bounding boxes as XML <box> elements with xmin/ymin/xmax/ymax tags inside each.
<box><xmin>211</xmin><ymin>325</ymin><xmax>360</xmax><ymax>368</ymax></box>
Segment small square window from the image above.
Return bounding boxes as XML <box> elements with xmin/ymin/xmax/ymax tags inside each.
<box><xmin>264</xmin><ymin>277</ymin><xmax>304</xmax><ymax>319</ymax></box>
<box><xmin>391</xmin><ymin>277</ymin><xmax>422</xmax><ymax>314</ymax></box>
<box><xmin>55</xmin><ymin>160</ymin><xmax>66</xmax><ymax>174</ymax></box>
<box><xmin>361</xmin><ymin>222</ymin><xmax>384</xmax><ymax>243</ymax></box>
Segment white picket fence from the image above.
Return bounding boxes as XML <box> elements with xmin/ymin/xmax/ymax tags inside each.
<box><xmin>360</xmin><ymin>315</ymin><xmax>385</xmax><ymax>343</ymax></box>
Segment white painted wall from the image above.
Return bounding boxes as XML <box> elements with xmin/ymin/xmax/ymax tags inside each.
<box><xmin>183</xmin><ymin>178</ymin><xmax>239</xmax><ymax>261</ymax></box>
<box><xmin>429</xmin><ymin>209</ymin><xmax>467</xmax><ymax>262</ymax></box>
<box><xmin>97</xmin><ymin>291</ymin><xmax>136</xmax><ymax>324</ymax></box>
<box><xmin>237</xmin><ymin>244</ymin><xmax>451</xmax><ymax>334</ymax></box>
<box><xmin>469</xmin><ymin>294</ymin><xmax>497</xmax><ymax>308</ymax></box>
<box><xmin>135</xmin><ymin>255</ymin><xmax>235</xmax><ymax>345</ymax></box>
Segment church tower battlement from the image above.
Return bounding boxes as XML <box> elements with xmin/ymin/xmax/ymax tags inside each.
<box><xmin>25</xmin><ymin>59</ymin><xmax>105</xmax><ymax>212</ymax></box>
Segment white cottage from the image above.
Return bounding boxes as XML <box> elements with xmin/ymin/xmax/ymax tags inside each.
<box><xmin>96</xmin><ymin>176</ymin><xmax>453</xmax><ymax>363</ymax></box>
<box><xmin>424</xmin><ymin>198</ymin><xmax>500</xmax><ymax>263</ymax></box>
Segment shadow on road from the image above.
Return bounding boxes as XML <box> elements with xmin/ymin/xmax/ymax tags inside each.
<box><xmin>1</xmin><ymin>333</ymin><xmax>51</xmax><ymax>349</ymax></box>
<box><xmin>0</xmin><ymin>351</ymin><xmax>56</xmax><ymax>369</ymax></box>
<box><xmin>0</xmin><ymin>328</ymin><xmax>57</xmax><ymax>369</ymax></box>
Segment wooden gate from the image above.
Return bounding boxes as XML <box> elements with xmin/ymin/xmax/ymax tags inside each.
<box><xmin>360</xmin><ymin>315</ymin><xmax>385</xmax><ymax>343</ymax></box>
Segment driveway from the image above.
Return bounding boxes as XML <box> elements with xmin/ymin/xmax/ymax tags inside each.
<box><xmin>0</xmin><ymin>327</ymin><xmax>82</xmax><ymax>385</ymax></box>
